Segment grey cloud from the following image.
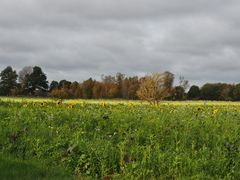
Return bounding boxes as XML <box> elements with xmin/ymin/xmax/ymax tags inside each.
<box><xmin>0</xmin><ymin>0</ymin><xmax>240</xmax><ymax>86</ymax></box>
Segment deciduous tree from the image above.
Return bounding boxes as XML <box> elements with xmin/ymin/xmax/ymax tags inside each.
<box><xmin>18</xmin><ymin>66</ymin><xmax>33</xmax><ymax>84</ymax></box>
<box><xmin>137</xmin><ymin>72</ymin><xmax>174</xmax><ymax>104</ymax></box>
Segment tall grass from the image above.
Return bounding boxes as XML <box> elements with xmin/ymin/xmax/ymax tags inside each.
<box><xmin>1</xmin><ymin>100</ymin><xmax>240</xmax><ymax>179</ymax></box>
<box><xmin>0</xmin><ymin>154</ymin><xmax>72</xmax><ymax>180</ymax></box>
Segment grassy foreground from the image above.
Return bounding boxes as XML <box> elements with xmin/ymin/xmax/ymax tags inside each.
<box><xmin>1</xmin><ymin>98</ymin><xmax>240</xmax><ymax>179</ymax></box>
<box><xmin>0</xmin><ymin>154</ymin><xmax>72</xmax><ymax>180</ymax></box>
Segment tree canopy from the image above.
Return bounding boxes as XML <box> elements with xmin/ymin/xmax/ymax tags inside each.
<box><xmin>137</xmin><ymin>72</ymin><xmax>174</xmax><ymax>104</ymax></box>
<box><xmin>0</xmin><ymin>66</ymin><xmax>18</xmax><ymax>96</ymax></box>
<box><xmin>1</xmin><ymin>65</ymin><xmax>240</xmax><ymax>101</ymax></box>
<box><xmin>24</xmin><ymin>66</ymin><xmax>48</xmax><ymax>95</ymax></box>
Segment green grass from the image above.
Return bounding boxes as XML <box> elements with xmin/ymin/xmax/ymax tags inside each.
<box><xmin>1</xmin><ymin>98</ymin><xmax>240</xmax><ymax>179</ymax></box>
<box><xmin>0</xmin><ymin>154</ymin><xmax>72</xmax><ymax>180</ymax></box>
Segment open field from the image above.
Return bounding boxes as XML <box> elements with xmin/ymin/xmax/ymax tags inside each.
<box><xmin>1</xmin><ymin>98</ymin><xmax>240</xmax><ymax>179</ymax></box>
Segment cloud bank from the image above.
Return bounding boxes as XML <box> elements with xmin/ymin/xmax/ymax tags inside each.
<box><xmin>0</xmin><ymin>0</ymin><xmax>240</xmax><ymax>85</ymax></box>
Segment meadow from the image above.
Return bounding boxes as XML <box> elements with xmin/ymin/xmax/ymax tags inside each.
<box><xmin>1</xmin><ymin>98</ymin><xmax>240</xmax><ymax>179</ymax></box>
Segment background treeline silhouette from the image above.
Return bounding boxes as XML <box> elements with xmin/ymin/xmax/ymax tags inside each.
<box><xmin>0</xmin><ymin>65</ymin><xmax>240</xmax><ymax>101</ymax></box>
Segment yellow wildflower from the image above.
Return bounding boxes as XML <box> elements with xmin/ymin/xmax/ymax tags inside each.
<box><xmin>128</xmin><ymin>102</ymin><xmax>134</xmax><ymax>108</ymax></box>
<box><xmin>80</xmin><ymin>101</ymin><xmax>85</xmax><ymax>107</ymax></box>
<box><xmin>213</xmin><ymin>109</ymin><xmax>219</xmax><ymax>115</ymax></box>
<box><xmin>100</xmin><ymin>102</ymin><xmax>106</xmax><ymax>107</ymax></box>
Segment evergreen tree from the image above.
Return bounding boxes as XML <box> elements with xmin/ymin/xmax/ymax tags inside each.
<box><xmin>0</xmin><ymin>66</ymin><xmax>18</xmax><ymax>96</ymax></box>
<box><xmin>25</xmin><ymin>66</ymin><xmax>48</xmax><ymax>95</ymax></box>
<box><xmin>187</xmin><ymin>85</ymin><xmax>200</xmax><ymax>100</ymax></box>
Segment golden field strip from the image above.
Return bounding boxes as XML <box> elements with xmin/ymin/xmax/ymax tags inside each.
<box><xmin>1</xmin><ymin>96</ymin><xmax>240</xmax><ymax>106</ymax></box>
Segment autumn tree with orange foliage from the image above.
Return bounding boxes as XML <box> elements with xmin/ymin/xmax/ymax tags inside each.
<box><xmin>137</xmin><ymin>72</ymin><xmax>174</xmax><ymax>104</ymax></box>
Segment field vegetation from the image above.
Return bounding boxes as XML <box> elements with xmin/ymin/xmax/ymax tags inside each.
<box><xmin>1</xmin><ymin>98</ymin><xmax>240</xmax><ymax>179</ymax></box>
<box><xmin>0</xmin><ymin>154</ymin><xmax>72</xmax><ymax>180</ymax></box>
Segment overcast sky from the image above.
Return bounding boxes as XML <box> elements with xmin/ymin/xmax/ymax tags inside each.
<box><xmin>0</xmin><ymin>0</ymin><xmax>239</xmax><ymax>85</ymax></box>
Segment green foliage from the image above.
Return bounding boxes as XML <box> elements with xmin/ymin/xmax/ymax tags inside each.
<box><xmin>58</xmin><ymin>80</ymin><xmax>71</xmax><ymax>89</ymax></box>
<box><xmin>0</xmin><ymin>66</ymin><xmax>18</xmax><ymax>96</ymax></box>
<box><xmin>173</xmin><ymin>86</ymin><xmax>185</xmax><ymax>100</ymax></box>
<box><xmin>82</xmin><ymin>78</ymin><xmax>94</xmax><ymax>99</ymax></box>
<box><xmin>188</xmin><ymin>85</ymin><xmax>201</xmax><ymax>100</ymax></box>
<box><xmin>201</xmin><ymin>83</ymin><xmax>226</xmax><ymax>100</ymax></box>
<box><xmin>0</xmin><ymin>154</ymin><xmax>72</xmax><ymax>180</ymax></box>
<box><xmin>200</xmin><ymin>83</ymin><xmax>236</xmax><ymax>101</ymax></box>
<box><xmin>24</xmin><ymin>66</ymin><xmax>48</xmax><ymax>95</ymax></box>
<box><xmin>1</xmin><ymin>100</ymin><xmax>240</xmax><ymax>178</ymax></box>
<box><xmin>232</xmin><ymin>84</ymin><xmax>240</xmax><ymax>101</ymax></box>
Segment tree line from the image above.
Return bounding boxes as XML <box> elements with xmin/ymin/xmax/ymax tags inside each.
<box><xmin>0</xmin><ymin>65</ymin><xmax>240</xmax><ymax>101</ymax></box>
